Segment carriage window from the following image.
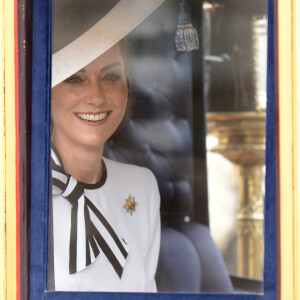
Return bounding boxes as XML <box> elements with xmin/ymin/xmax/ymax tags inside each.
<box><xmin>46</xmin><ymin>0</ymin><xmax>269</xmax><ymax>295</ymax></box>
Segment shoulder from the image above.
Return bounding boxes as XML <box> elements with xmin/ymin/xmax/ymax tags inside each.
<box><xmin>103</xmin><ymin>157</ymin><xmax>157</xmax><ymax>185</ymax></box>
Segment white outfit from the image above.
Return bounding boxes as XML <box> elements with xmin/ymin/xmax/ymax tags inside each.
<box><xmin>52</xmin><ymin>157</ymin><xmax>161</xmax><ymax>292</ymax></box>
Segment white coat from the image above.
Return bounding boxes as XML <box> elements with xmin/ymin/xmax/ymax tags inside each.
<box><xmin>51</xmin><ymin>157</ymin><xmax>161</xmax><ymax>292</ymax></box>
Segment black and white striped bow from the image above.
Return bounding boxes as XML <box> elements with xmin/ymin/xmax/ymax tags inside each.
<box><xmin>51</xmin><ymin>147</ymin><xmax>129</xmax><ymax>277</ymax></box>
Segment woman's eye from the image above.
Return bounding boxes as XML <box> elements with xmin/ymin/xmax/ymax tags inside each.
<box><xmin>103</xmin><ymin>73</ymin><xmax>121</xmax><ymax>82</ymax></box>
<box><xmin>63</xmin><ymin>75</ymin><xmax>83</xmax><ymax>84</ymax></box>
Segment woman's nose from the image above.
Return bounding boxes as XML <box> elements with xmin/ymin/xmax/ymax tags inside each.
<box><xmin>85</xmin><ymin>81</ymin><xmax>106</xmax><ymax>105</ymax></box>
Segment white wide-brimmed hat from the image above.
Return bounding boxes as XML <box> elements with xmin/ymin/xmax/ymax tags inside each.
<box><xmin>52</xmin><ymin>0</ymin><xmax>165</xmax><ymax>87</ymax></box>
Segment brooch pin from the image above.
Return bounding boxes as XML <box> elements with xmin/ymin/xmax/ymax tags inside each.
<box><xmin>124</xmin><ymin>195</ymin><xmax>137</xmax><ymax>215</ymax></box>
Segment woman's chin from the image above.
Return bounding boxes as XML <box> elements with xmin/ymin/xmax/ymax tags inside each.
<box><xmin>76</xmin><ymin>138</ymin><xmax>106</xmax><ymax>150</ymax></box>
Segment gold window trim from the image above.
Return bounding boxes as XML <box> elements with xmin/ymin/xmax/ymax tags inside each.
<box><xmin>1</xmin><ymin>0</ymin><xmax>17</xmax><ymax>299</ymax></box>
<box><xmin>278</xmin><ymin>0</ymin><xmax>300</xmax><ymax>298</ymax></box>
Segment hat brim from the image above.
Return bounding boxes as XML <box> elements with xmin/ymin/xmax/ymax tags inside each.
<box><xmin>51</xmin><ymin>0</ymin><xmax>165</xmax><ymax>87</ymax></box>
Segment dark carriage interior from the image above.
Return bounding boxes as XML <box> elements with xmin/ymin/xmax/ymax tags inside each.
<box><xmin>104</xmin><ymin>0</ymin><xmax>267</xmax><ymax>293</ymax></box>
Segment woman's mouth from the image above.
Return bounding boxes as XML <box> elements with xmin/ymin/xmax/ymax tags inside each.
<box><xmin>76</xmin><ymin>112</ymin><xmax>109</xmax><ymax>122</ymax></box>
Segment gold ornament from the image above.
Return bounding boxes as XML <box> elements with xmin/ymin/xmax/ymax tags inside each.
<box><xmin>124</xmin><ymin>195</ymin><xmax>137</xmax><ymax>215</ymax></box>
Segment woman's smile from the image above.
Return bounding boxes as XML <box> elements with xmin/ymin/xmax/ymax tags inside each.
<box><xmin>76</xmin><ymin>112</ymin><xmax>110</xmax><ymax>122</ymax></box>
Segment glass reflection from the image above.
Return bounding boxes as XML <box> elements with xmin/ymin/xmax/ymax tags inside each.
<box><xmin>204</xmin><ymin>0</ymin><xmax>267</xmax><ymax>293</ymax></box>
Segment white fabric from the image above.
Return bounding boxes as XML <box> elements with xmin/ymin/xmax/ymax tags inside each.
<box><xmin>61</xmin><ymin>176</ymin><xmax>77</xmax><ymax>197</ymax></box>
<box><xmin>52</xmin><ymin>170</ymin><xmax>67</xmax><ymax>184</ymax></box>
<box><xmin>76</xmin><ymin>195</ymin><xmax>86</xmax><ymax>272</ymax></box>
<box><xmin>52</xmin><ymin>157</ymin><xmax>161</xmax><ymax>292</ymax></box>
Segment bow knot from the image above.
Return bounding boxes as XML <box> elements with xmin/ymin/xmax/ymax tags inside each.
<box><xmin>51</xmin><ymin>146</ymin><xmax>129</xmax><ymax>277</ymax></box>
<box><xmin>62</xmin><ymin>176</ymin><xmax>84</xmax><ymax>206</ymax></box>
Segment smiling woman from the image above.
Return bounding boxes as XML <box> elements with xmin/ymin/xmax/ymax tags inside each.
<box><xmin>48</xmin><ymin>0</ymin><xmax>164</xmax><ymax>292</ymax></box>
<box><xmin>51</xmin><ymin>45</ymin><xmax>128</xmax><ymax>183</ymax></box>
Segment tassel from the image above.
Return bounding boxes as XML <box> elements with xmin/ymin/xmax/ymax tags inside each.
<box><xmin>175</xmin><ymin>0</ymin><xmax>199</xmax><ymax>52</ymax></box>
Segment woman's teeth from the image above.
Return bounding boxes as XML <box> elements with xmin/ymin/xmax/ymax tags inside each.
<box><xmin>76</xmin><ymin>112</ymin><xmax>108</xmax><ymax>122</ymax></box>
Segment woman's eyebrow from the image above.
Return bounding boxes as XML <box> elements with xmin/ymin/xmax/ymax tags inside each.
<box><xmin>101</xmin><ymin>62</ymin><xmax>122</xmax><ymax>73</ymax></box>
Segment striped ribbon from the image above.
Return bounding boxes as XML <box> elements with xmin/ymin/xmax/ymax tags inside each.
<box><xmin>51</xmin><ymin>147</ymin><xmax>129</xmax><ymax>278</ymax></box>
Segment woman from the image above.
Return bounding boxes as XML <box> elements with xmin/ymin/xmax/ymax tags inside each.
<box><xmin>50</xmin><ymin>0</ymin><xmax>164</xmax><ymax>292</ymax></box>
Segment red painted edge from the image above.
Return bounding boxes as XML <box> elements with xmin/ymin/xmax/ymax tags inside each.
<box><xmin>14</xmin><ymin>0</ymin><xmax>20</xmax><ymax>299</ymax></box>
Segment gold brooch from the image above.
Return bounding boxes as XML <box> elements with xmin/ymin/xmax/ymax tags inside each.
<box><xmin>124</xmin><ymin>195</ymin><xmax>137</xmax><ymax>215</ymax></box>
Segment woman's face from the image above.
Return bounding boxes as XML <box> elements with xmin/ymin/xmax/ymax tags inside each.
<box><xmin>51</xmin><ymin>44</ymin><xmax>128</xmax><ymax>150</ymax></box>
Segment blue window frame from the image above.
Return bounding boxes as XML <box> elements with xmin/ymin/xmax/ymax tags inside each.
<box><xmin>29</xmin><ymin>0</ymin><xmax>277</xmax><ymax>299</ymax></box>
